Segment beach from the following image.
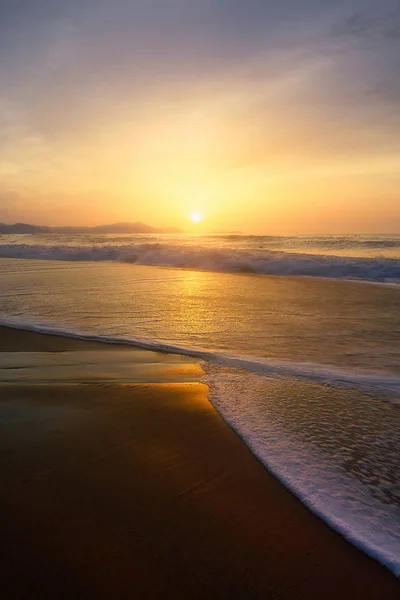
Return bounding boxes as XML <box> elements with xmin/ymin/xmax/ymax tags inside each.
<box><xmin>1</xmin><ymin>324</ymin><xmax>398</xmax><ymax>598</ymax></box>
<box><xmin>2</xmin><ymin>0</ymin><xmax>400</xmax><ymax>593</ymax></box>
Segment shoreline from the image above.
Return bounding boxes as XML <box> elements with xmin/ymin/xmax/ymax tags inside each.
<box><xmin>2</xmin><ymin>319</ymin><xmax>399</xmax><ymax>398</ymax></box>
<box><xmin>0</xmin><ymin>325</ymin><xmax>399</xmax><ymax>598</ymax></box>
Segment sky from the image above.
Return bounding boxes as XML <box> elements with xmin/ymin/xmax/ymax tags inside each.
<box><xmin>0</xmin><ymin>0</ymin><xmax>399</xmax><ymax>233</ymax></box>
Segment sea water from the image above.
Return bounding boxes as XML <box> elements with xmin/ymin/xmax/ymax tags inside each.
<box><xmin>0</xmin><ymin>233</ymin><xmax>399</xmax><ymax>575</ymax></box>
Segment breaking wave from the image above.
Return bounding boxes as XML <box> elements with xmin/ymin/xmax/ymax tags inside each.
<box><xmin>1</xmin><ymin>242</ymin><xmax>399</xmax><ymax>283</ymax></box>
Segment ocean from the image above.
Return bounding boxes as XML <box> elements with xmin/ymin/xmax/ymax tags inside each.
<box><xmin>0</xmin><ymin>233</ymin><xmax>399</xmax><ymax>576</ymax></box>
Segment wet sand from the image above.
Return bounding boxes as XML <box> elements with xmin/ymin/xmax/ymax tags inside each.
<box><xmin>0</xmin><ymin>325</ymin><xmax>398</xmax><ymax>598</ymax></box>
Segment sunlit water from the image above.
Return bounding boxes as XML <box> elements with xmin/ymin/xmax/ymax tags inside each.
<box><xmin>0</xmin><ymin>234</ymin><xmax>400</xmax><ymax>576</ymax></box>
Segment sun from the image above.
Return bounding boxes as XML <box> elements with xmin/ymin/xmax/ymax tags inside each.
<box><xmin>190</xmin><ymin>212</ymin><xmax>202</xmax><ymax>223</ymax></box>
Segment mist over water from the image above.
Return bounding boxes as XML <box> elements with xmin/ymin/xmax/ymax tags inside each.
<box><xmin>0</xmin><ymin>236</ymin><xmax>400</xmax><ymax>575</ymax></box>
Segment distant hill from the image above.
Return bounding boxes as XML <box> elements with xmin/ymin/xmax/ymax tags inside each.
<box><xmin>0</xmin><ymin>222</ymin><xmax>182</xmax><ymax>234</ymax></box>
<box><xmin>0</xmin><ymin>222</ymin><xmax>48</xmax><ymax>234</ymax></box>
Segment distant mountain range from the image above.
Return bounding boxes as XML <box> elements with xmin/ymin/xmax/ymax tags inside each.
<box><xmin>0</xmin><ymin>222</ymin><xmax>182</xmax><ymax>234</ymax></box>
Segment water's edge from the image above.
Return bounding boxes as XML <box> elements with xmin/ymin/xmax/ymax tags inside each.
<box><xmin>1</xmin><ymin>317</ymin><xmax>399</xmax><ymax>404</ymax></box>
<box><xmin>1</xmin><ymin>319</ymin><xmax>399</xmax><ymax>578</ymax></box>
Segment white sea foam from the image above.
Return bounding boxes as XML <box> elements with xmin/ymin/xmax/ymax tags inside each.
<box><xmin>204</xmin><ymin>365</ymin><xmax>400</xmax><ymax>577</ymax></box>
<box><xmin>0</xmin><ymin>242</ymin><xmax>399</xmax><ymax>283</ymax></box>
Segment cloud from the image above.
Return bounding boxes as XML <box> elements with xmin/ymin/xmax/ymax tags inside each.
<box><xmin>332</xmin><ymin>5</ymin><xmax>400</xmax><ymax>40</ymax></box>
<box><xmin>0</xmin><ymin>0</ymin><xmax>399</xmax><ymax>227</ymax></box>
<box><xmin>327</xmin><ymin>3</ymin><xmax>400</xmax><ymax>114</ymax></box>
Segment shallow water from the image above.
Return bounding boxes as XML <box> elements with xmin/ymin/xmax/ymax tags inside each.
<box><xmin>0</xmin><ymin>251</ymin><xmax>399</xmax><ymax>575</ymax></box>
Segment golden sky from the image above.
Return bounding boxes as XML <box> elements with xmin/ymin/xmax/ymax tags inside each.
<box><xmin>1</xmin><ymin>1</ymin><xmax>399</xmax><ymax>233</ymax></box>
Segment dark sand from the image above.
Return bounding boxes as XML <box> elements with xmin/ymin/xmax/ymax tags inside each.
<box><xmin>0</xmin><ymin>325</ymin><xmax>398</xmax><ymax>598</ymax></box>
